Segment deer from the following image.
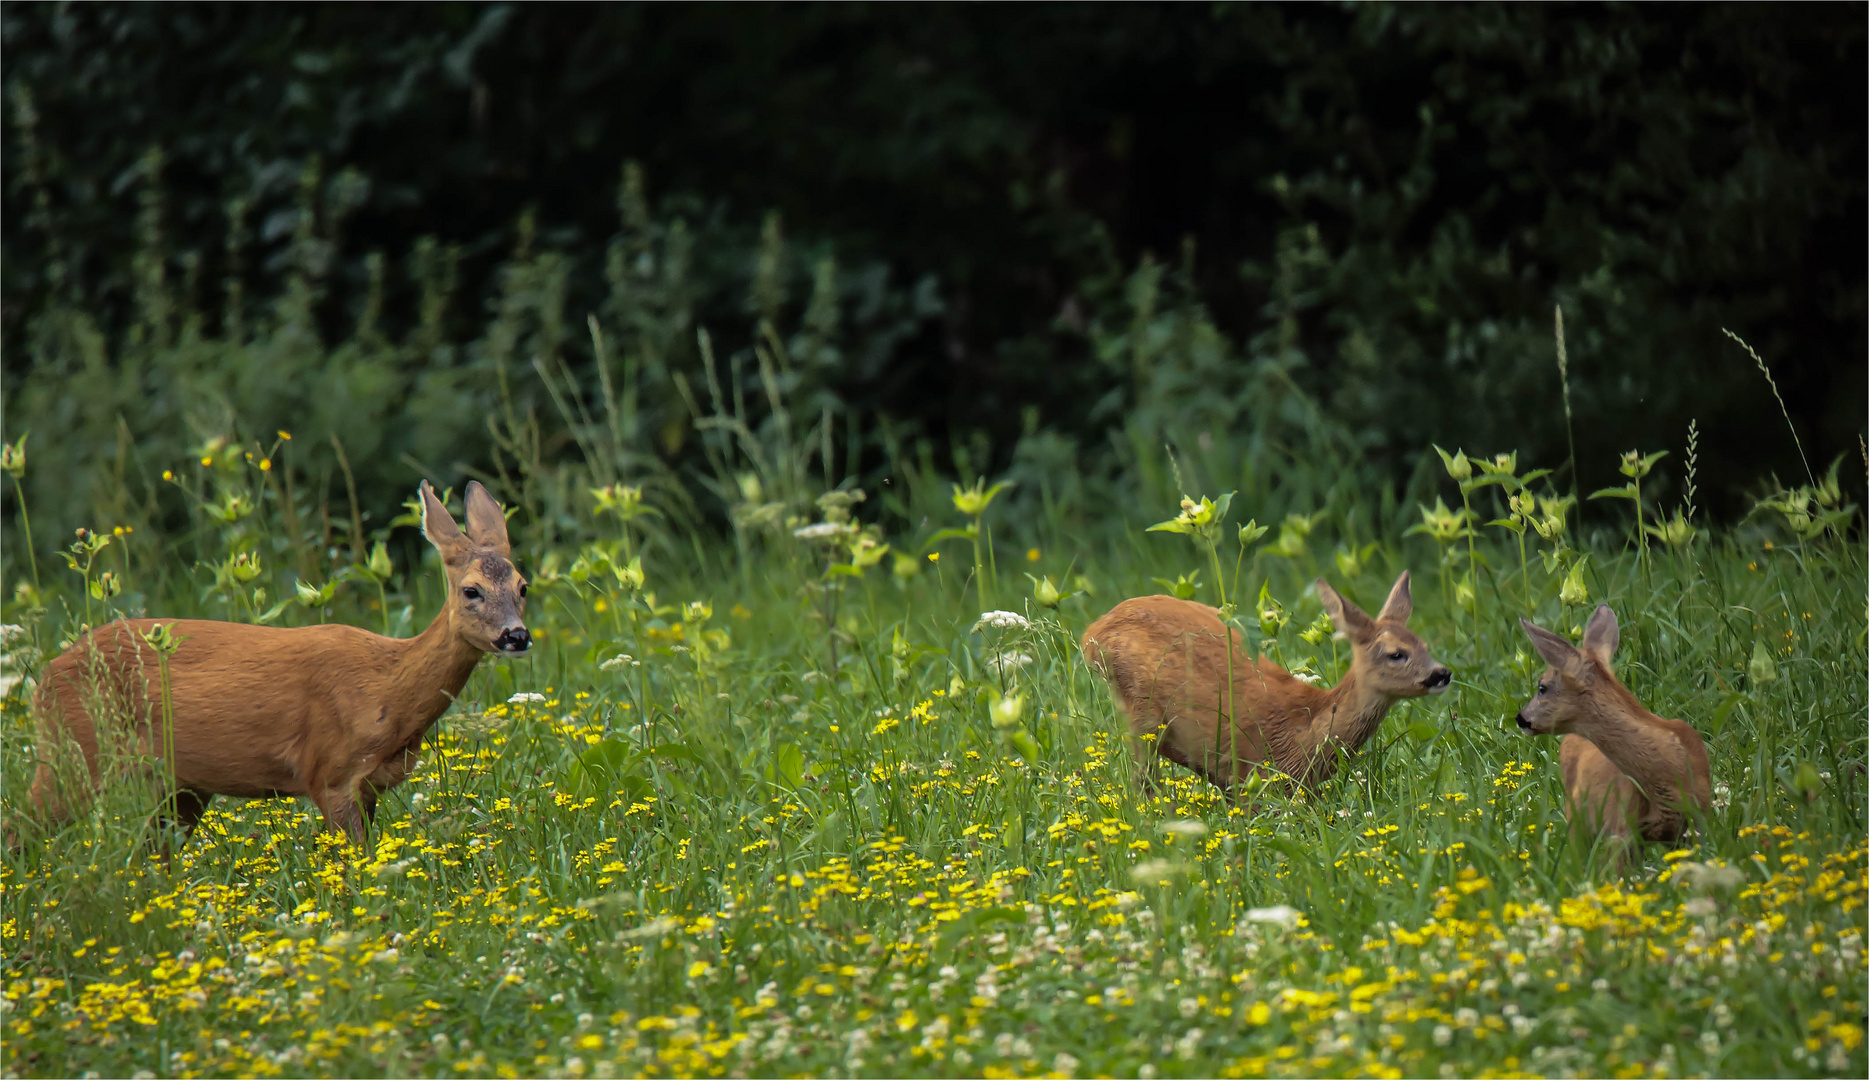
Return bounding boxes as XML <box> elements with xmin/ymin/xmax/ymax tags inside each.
<box><xmin>1516</xmin><ymin>605</ymin><xmax>1712</xmax><ymax>846</ymax></box>
<box><xmin>1081</xmin><ymin>571</ymin><xmax>1451</xmax><ymax>795</ymax></box>
<box><xmin>24</xmin><ymin>480</ymin><xmax>529</xmax><ymax>852</ymax></box>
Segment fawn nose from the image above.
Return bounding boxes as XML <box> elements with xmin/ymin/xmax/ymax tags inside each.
<box><xmin>1515</xmin><ymin>712</ymin><xmax>1534</xmax><ymax>733</ymax></box>
<box><xmin>494</xmin><ymin>626</ymin><xmax>532</xmax><ymax>654</ymax></box>
<box><xmin>1424</xmin><ymin>667</ymin><xmax>1451</xmax><ymax>692</ymax></box>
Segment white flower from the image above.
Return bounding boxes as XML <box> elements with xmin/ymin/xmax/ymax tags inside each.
<box><xmin>985</xmin><ymin>650</ymin><xmax>1034</xmax><ymax>676</ymax></box>
<box><xmin>507</xmin><ymin>692</ymin><xmax>547</xmax><ymax>705</ymax></box>
<box><xmin>1432</xmin><ymin>1024</ymin><xmax>1453</xmax><ymax>1046</ymax></box>
<box><xmin>1052</xmin><ymin>1052</ymin><xmax>1079</xmax><ymax>1076</ymax></box>
<box><xmin>1294</xmin><ymin>671</ymin><xmax>1323</xmax><ymax>685</ymax></box>
<box><xmin>1160</xmin><ymin>819</ymin><xmax>1209</xmax><ymax>838</ymax></box>
<box><xmin>599</xmin><ymin>655</ymin><xmax>634</xmax><ymax>672</ymax></box>
<box><xmin>0</xmin><ymin>624</ymin><xmax>27</xmax><ymax>646</ymax></box>
<box><xmin>792</xmin><ymin>522</ymin><xmax>855</xmax><ymax>541</ymax></box>
<box><xmin>972</xmin><ymin>610</ymin><xmax>1032</xmax><ymax>632</ymax></box>
<box><xmin>1242</xmin><ymin>905</ymin><xmax>1302</xmax><ymax>929</ymax></box>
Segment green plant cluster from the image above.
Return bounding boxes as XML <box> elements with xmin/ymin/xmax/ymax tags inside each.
<box><xmin>4</xmin><ymin>4</ymin><xmax>1862</xmax><ymax>522</ymax></box>
<box><xmin>2</xmin><ymin>370</ymin><xmax>1863</xmax><ymax>1075</ymax></box>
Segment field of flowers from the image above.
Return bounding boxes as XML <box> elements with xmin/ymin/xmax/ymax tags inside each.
<box><xmin>3</xmin><ymin>446</ymin><xmax>1865</xmax><ymax>1079</ymax></box>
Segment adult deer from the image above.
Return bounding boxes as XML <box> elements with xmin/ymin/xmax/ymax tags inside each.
<box><xmin>1516</xmin><ymin>605</ymin><xmax>1711</xmax><ymax>844</ymax></box>
<box><xmin>26</xmin><ymin>480</ymin><xmax>529</xmax><ymax>850</ymax></box>
<box><xmin>1082</xmin><ymin>571</ymin><xmax>1450</xmax><ymax>793</ymax></box>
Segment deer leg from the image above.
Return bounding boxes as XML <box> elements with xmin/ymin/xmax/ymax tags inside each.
<box><xmin>359</xmin><ymin>786</ymin><xmax>380</xmax><ymax>823</ymax></box>
<box><xmin>312</xmin><ymin>789</ymin><xmax>371</xmax><ymax>848</ymax></box>
<box><xmin>152</xmin><ymin>788</ymin><xmax>214</xmax><ymax>866</ymax></box>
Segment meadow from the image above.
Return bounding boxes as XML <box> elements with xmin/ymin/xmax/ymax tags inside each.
<box><xmin>1</xmin><ymin>411</ymin><xmax>1864</xmax><ymax>1080</ymax></box>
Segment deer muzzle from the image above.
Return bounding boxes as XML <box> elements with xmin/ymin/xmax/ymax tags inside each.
<box><xmin>493</xmin><ymin>626</ymin><xmax>532</xmax><ymax>655</ymax></box>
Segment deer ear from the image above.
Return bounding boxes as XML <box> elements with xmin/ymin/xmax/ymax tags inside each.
<box><xmin>420</xmin><ymin>481</ymin><xmax>470</xmax><ymax>564</ymax></box>
<box><xmin>1579</xmin><ymin>604</ymin><xmax>1619</xmax><ymax>671</ymax></box>
<box><xmin>1317</xmin><ymin>578</ymin><xmax>1375</xmax><ymax>644</ymax></box>
<box><xmin>1376</xmin><ymin>570</ymin><xmax>1413</xmax><ymax>623</ymax></box>
<box><xmin>1519</xmin><ymin>617</ymin><xmax>1583</xmax><ymax>673</ymax></box>
<box><xmin>463</xmin><ymin>481</ymin><xmax>511</xmax><ymax>555</ymax></box>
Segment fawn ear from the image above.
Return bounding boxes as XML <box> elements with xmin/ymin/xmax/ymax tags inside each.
<box><xmin>420</xmin><ymin>481</ymin><xmax>470</xmax><ymax>564</ymax></box>
<box><xmin>463</xmin><ymin>481</ymin><xmax>512</xmax><ymax>555</ymax></box>
<box><xmin>1376</xmin><ymin>570</ymin><xmax>1413</xmax><ymax>624</ymax></box>
<box><xmin>1317</xmin><ymin>578</ymin><xmax>1376</xmax><ymax>644</ymax></box>
<box><xmin>1579</xmin><ymin>604</ymin><xmax>1620</xmax><ymax>671</ymax></box>
<box><xmin>1519</xmin><ymin>617</ymin><xmax>1584</xmax><ymax>676</ymax></box>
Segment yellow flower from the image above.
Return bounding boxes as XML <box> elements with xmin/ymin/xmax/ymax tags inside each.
<box><xmin>278</xmin><ymin>430</ymin><xmax>292</xmax><ymax>441</ymax></box>
<box><xmin>1026</xmin><ymin>547</ymin><xmax>1040</xmax><ymax>562</ymax></box>
<box><xmin>896</xmin><ymin>1010</ymin><xmax>919</xmax><ymax>1033</ymax></box>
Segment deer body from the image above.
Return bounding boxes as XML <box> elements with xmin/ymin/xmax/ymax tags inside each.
<box><xmin>1518</xmin><ymin>606</ymin><xmax>1711</xmax><ymax>843</ymax></box>
<box><xmin>27</xmin><ymin>481</ymin><xmax>529</xmax><ymax>848</ymax></box>
<box><xmin>1082</xmin><ymin>572</ymin><xmax>1450</xmax><ymax>792</ymax></box>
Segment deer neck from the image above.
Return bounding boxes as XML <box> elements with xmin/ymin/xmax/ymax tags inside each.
<box><xmin>1569</xmin><ymin>685</ymin><xmax>1692</xmax><ymax>804</ymax></box>
<box><xmin>387</xmin><ymin>608</ymin><xmax>486</xmax><ymax>744</ymax></box>
<box><xmin>1278</xmin><ymin>666</ymin><xmax>1394</xmax><ymax>788</ymax></box>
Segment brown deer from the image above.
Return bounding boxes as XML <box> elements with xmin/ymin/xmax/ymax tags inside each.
<box><xmin>1081</xmin><ymin>571</ymin><xmax>1451</xmax><ymax>793</ymax></box>
<box><xmin>1516</xmin><ymin>605</ymin><xmax>1711</xmax><ymax>844</ymax></box>
<box><xmin>25</xmin><ymin>480</ymin><xmax>529</xmax><ymax>850</ymax></box>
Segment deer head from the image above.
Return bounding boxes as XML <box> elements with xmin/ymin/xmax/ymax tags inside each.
<box><xmin>1316</xmin><ymin>571</ymin><xmax>1451</xmax><ymax>697</ymax></box>
<box><xmin>421</xmin><ymin>480</ymin><xmax>531</xmax><ymax>656</ymax></box>
<box><xmin>1516</xmin><ymin>605</ymin><xmax>1618</xmax><ymax>736</ymax></box>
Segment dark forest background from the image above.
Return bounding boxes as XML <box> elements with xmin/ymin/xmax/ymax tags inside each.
<box><xmin>3</xmin><ymin>2</ymin><xmax>1863</xmax><ymax>537</ymax></box>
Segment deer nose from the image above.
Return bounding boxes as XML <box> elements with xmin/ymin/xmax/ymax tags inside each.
<box><xmin>1424</xmin><ymin>667</ymin><xmax>1451</xmax><ymax>691</ymax></box>
<box><xmin>1515</xmin><ymin>712</ymin><xmax>1534</xmax><ymax>733</ymax></box>
<box><xmin>494</xmin><ymin>626</ymin><xmax>532</xmax><ymax>654</ymax></box>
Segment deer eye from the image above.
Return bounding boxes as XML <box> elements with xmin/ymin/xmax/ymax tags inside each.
<box><xmin>1537</xmin><ymin>682</ymin><xmax>1548</xmax><ymax>695</ymax></box>
<box><xmin>1387</xmin><ymin>650</ymin><xmax>1408</xmax><ymax>662</ymax></box>
<box><xmin>519</xmin><ymin>582</ymin><xmax>528</xmax><ymax>598</ymax></box>
<box><xmin>462</xmin><ymin>586</ymin><xmax>482</xmax><ymax>601</ymax></box>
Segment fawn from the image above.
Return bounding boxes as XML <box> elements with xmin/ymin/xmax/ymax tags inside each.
<box><xmin>25</xmin><ymin>480</ymin><xmax>529</xmax><ymax>850</ymax></box>
<box><xmin>1516</xmin><ymin>605</ymin><xmax>1712</xmax><ymax>844</ymax></box>
<box><xmin>1082</xmin><ymin>571</ymin><xmax>1451</xmax><ymax>793</ymax></box>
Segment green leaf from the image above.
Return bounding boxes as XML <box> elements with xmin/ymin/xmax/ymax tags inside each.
<box><xmin>768</xmin><ymin>743</ymin><xmax>806</xmax><ymax>789</ymax></box>
<box><xmin>562</xmin><ymin>738</ymin><xmax>650</xmax><ymax>801</ymax></box>
<box><xmin>1146</xmin><ymin>519</ymin><xmax>1193</xmax><ymax>534</ymax></box>
<box><xmin>921</xmin><ymin>526</ymin><xmax>979</xmax><ymax>549</ymax></box>
<box><xmin>1588</xmin><ymin>485</ymin><xmax>1637</xmax><ymax>500</ymax></box>
<box><xmin>256</xmin><ymin>598</ymin><xmax>293</xmax><ymax>625</ymax></box>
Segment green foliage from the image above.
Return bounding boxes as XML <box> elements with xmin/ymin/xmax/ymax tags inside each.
<box><xmin>3</xmin><ymin>5</ymin><xmax>1861</xmax><ymax>522</ymax></box>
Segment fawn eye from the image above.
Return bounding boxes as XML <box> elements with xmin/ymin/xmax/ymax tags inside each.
<box><xmin>1387</xmin><ymin>650</ymin><xmax>1408</xmax><ymax>662</ymax></box>
<box><xmin>462</xmin><ymin>586</ymin><xmax>482</xmax><ymax>601</ymax></box>
<box><xmin>519</xmin><ymin>582</ymin><xmax>528</xmax><ymax>598</ymax></box>
<box><xmin>1537</xmin><ymin>682</ymin><xmax>1548</xmax><ymax>695</ymax></box>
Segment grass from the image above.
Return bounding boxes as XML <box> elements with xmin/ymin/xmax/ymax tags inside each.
<box><xmin>1</xmin><ymin>448</ymin><xmax>1864</xmax><ymax>1080</ymax></box>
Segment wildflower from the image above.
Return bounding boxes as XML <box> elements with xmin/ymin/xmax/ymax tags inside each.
<box><xmin>1132</xmin><ymin>860</ymin><xmax>1187</xmax><ymax>886</ymax></box>
<box><xmin>985</xmin><ymin>651</ymin><xmax>1033</xmax><ymax>677</ymax></box>
<box><xmin>1053</xmin><ymin>1052</ymin><xmax>1080</xmax><ymax>1075</ymax></box>
<box><xmin>1026</xmin><ymin>547</ymin><xmax>1041</xmax><ymax>562</ymax></box>
<box><xmin>0</xmin><ymin>434</ymin><xmax>25</xmax><ymax>479</ymax></box>
<box><xmin>973</xmin><ymin>610</ymin><xmax>1032</xmax><ymax>633</ymax></box>
<box><xmin>508</xmin><ymin>692</ymin><xmax>547</xmax><ymax>705</ymax></box>
<box><xmin>1559</xmin><ymin>556</ymin><xmax>1590</xmax><ymax>606</ymax></box>
<box><xmin>989</xmin><ymin>692</ymin><xmax>1026</xmax><ymax>730</ymax></box>
<box><xmin>614</xmin><ymin>556</ymin><xmax>645</xmax><ymax>591</ymax></box>
<box><xmin>599</xmin><ymin>655</ymin><xmax>635</xmax><ymax>672</ymax></box>
<box><xmin>1242</xmin><ymin>905</ymin><xmax>1301</xmax><ymax>929</ymax></box>
<box><xmin>1433</xmin><ymin>1024</ymin><xmax>1454</xmax><ymax>1046</ymax></box>
<box><xmin>1160</xmin><ymin>819</ymin><xmax>1209</xmax><ymax>839</ymax></box>
<box><xmin>1748</xmin><ymin>640</ymin><xmax>1778</xmax><ymax>684</ymax></box>
<box><xmin>951</xmin><ymin>478</ymin><xmax>1012</xmax><ymax>518</ymax></box>
<box><xmin>1433</xmin><ymin>445</ymin><xmax>1473</xmax><ymax>483</ymax></box>
<box><xmin>1028</xmin><ymin>574</ymin><xmax>1065</xmax><ymax>608</ymax></box>
<box><xmin>792</xmin><ymin>521</ymin><xmax>854</xmax><ymax>542</ymax></box>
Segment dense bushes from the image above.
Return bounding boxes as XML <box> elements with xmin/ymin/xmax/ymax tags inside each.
<box><xmin>3</xmin><ymin>3</ymin><xmax>1863</xmax><ymax>537</ymax></box>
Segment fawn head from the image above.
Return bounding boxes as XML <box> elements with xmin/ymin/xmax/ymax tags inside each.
<box><xmin>1316</xmin><ymin>571</ymin><xmax>1451</xmax><ymax>697</ymax></box>
<box><xmin>421</xmin><ymin>480</ymin><xmax>531</xmax><ymax>656</ymax></box>
<box><xmin>1516</xmin><ymin>604</ymin><xmax>1619</xmax><ymax>735</ymax></box>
